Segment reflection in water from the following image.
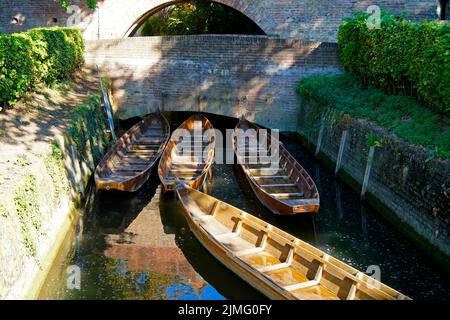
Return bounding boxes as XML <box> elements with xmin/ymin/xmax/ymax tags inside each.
<box><xmin>39</xmin><ymin>113</ymin><xmax>450</xmax><ymax>300</ymax></box>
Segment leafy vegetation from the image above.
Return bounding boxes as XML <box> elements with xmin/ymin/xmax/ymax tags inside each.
<box><xmin>0</xmin><ymin>27</ymin><xmax>84</xmax><ymax>109</ymax></box>
<box><xmin>140</xmin><ymin>1</ymin><xmax>264</xmax><ymax>36</ymax></box>
<box><xmin>296</xmin><ymin>74</ymin><xmax>450</xmax><ymax>158</ymax></box>
<box><xmin>42</xmin><ymin>142</ymin><xmax>70</xmax><ymax>202</ymax></box>
<box><xmin>56</xmin><ymin>0</ymin><xmax>97</xmax><ymax>10</ymax></box>
<box><xmin>14</xmin><ymin>174</ymin><xmax>41</xmax><ymax>256</ymax></box>
<box><xmin>338</xmin><ymin>11</ymin><xmax>450</xmax><ymax>114</ymax></box>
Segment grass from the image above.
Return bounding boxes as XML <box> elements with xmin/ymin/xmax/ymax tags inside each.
<box><xmin>296</xmin><ymin>74</ymin><xmax>450</xmax><ymax>159</ymax></box>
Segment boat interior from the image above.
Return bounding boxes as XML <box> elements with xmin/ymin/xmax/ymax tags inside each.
<box><xmin>235</xmin><ymin>122</ymin><xmax>318</xmax><ymax>206</ymax></box>
<box><xmin>159</xmin><ymin>115</ymin><xmax>215</xmax><ymax>186</ymax></box>
<box><xmin>97</xmin><ymin>115</ymin><xmax>169</xmax><ymax>183</ymax></box>
<box><xmin>177</xmin><ymin>187</ymin><xmax>408</xmax><ymax>300</ymax></box>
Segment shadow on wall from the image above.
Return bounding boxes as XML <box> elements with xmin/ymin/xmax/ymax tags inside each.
<box><xmin>0</xmin><ymin>0</ymin><xmax>441</xmax><ymax>41</ymax></box>
<box><xmin>85</xmin><ymin>35</ymin><xmax>342</xmax><ymax>131</ymax></box>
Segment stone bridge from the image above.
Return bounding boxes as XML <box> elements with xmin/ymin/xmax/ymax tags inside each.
<box><xmin>0</xmin><ymin>1</ymin><xmax>444</xmax><ymax>129</ymax></box>
<box><xmin>1</xmin><ymin>0</ymin><xmax>441</xmax><ymax>42</ymax></box>
<box><xmin>84</xmin><ymin>35</ymin><xmax>341</xmax><ymax>130</ymax></box>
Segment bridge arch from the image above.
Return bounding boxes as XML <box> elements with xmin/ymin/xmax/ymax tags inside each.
<box><xmin>84</xmin><ymin>0</ymin><xmax>270</xmax><ymax>40</ymax></box>
<box><xmin>123</xmin><ymin>0</ymin><xmax>266</xmax><ymax>38</ymax></box>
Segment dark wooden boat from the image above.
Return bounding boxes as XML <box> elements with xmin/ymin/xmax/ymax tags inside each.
<box><xmin>158</xmin><ymin>114</ymin><xmax>215</xmax><ymax>192</ymax></box>
<box><xmin>95</xmin><ymin>113</ymin><xmax>170</xmax><ymax>192</ymax></box>
<box><xmin>177</xmin><ymin>185</ymin><xmax>410</xmax><ymax>300</ymax></box>
<box><xmin>233</xmin><ymin>119</ymin><xmax>319</xmax><ymax>215</ymax></box>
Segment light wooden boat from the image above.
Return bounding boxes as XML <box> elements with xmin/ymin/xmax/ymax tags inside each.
<box><xmin>95</xmin><ymin>113</ymin><xmax>170</xmax><ymax>192</ymax></box>
<box><xmin>176</xmin><ymin>185</ymin><xmax>410</xmax><ymax>300</ymax></box>
<box><xmin>233</xmin><ymin>119</ymin><xmax>319</xmax><ymax>215</ymax></box>
<box><xmin>158</xmin><ymin>114</ymin><xmax>215</xmax><ymax>192</ymax></box>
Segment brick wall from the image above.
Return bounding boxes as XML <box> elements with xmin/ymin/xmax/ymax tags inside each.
<box><xmin>0</xmin><ymin>0</ymin><xmax>440</xmax><ymax>42</ymax></box>
<box><xmin>297</xmin><ymin>101</ymin><xmax>450</xmax><ymax>261</ymax></box>
<box><xmin>84</xmin><ymin>35</ymin><xmax>341</xmax><ymax>131</ymax></box>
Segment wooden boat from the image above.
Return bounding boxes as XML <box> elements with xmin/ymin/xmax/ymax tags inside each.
<box><xmin>233</xmin><ymin>119</ymin><xmax>319</xmax><ymax>215</ymax></box>
<box><xmin>158</xmin><ymin>114</ymin><xmax>215</xmax><ymax>192</ymax></box>
<box><xmin>94</xmin><ymin>113</ymin><xmax>170</xmax><ymax>192</ymax></box>
<box><xmin>176</xmin><ymin>185</ymin><xmax>410</xmax><ymax>300</ymax></box>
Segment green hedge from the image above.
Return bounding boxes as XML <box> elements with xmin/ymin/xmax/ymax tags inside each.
<box><xmin>0</xmin><ymin>27</ymin><xmax>84</xmax><ymax>108</ymax></box>
<box><xmin>338</xmin><ymin>11</ymin><xmax>450</xmax><ymax>114</ymax></box>
<box><xmin>296</xmin><ymin>74</ymin><xmax>450</xmax><ymax>159</ymax></box>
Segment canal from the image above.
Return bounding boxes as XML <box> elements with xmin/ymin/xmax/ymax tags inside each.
<box><xmin>39</xmin><ymin>113</ymin><xmax>450</xmax><ymax>300</ymax></box>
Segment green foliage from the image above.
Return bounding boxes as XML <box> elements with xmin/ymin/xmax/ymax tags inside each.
<box><xmin>57</xmin><ymin>0</ymin><xmax>97</xmax><ymax>10</ymax></box>
<box><xmin>338</xmin><ymin>11</ymin><xmax>450</xmax><ymax>114</ymax></box>
<box><xmin>27</xmin><ymin>28</ymin><xmax>84</xmax><ymax>84</ymax></box>
<box><xmin>67</xmin><ymin>94</ymin><xmax>108</xmax><ymax>163</ymax></box>
<box><xmin>0</xmin><ymin>34</ymin><xmax>38</xmax><ymax>106</ymax></box>
<box><xmin>141</xmin><ymin>1</ymin><xmax>264</xmax><ymax>36</ymax></box>
<box><xmin>14</xmin><ymin>174</ymin><xmax>41</xmax><ymax>256</ymax></box>
<box><xmin>296</xmin><ymin>74</ymin><xmax>450</xmax><ymax>158</ymax></box>
<box><xmin>42</xmin><ymin>142</ymin><xmax>69</xmax><ymax>201</ymax></box>
<box><xmin>0</xmin><ymin>27</ymin><xmax>84</xmax><ymax>108</ymax></box>
<box><xmin>365</xmin><ymin>132</ymin><xmax>386</xmax><ymax>149</ymax></box>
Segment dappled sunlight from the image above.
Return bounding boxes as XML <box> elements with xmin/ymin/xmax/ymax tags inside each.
<box><xmin>85</xmin><ymin>34</ymin><xmax>341</xmax><ymax>131</ymax></box>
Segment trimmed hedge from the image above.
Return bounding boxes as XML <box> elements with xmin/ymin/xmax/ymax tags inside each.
<box><xmin>338</xmin><ymin>11</ymin><xmax>450</xmax><ymax>114</ymax></box>
<box><xmin>0</xmin><ymin>27</ymin><xmax>84</xmax><ymax>108</ymax></box>
<box><xmin>296</xmin><ymin>74</ymin><xmax>450</xmax><ymax>159</ymax></box>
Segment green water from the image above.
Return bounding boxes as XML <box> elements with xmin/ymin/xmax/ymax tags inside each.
<box><xmin>38</xmin><ymin>113</ymin><xmax>450</xmax><ymax>300</ymax></box>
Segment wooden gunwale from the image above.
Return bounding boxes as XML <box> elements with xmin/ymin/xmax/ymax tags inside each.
<box><xmin>176</xmin><ymin>186</ymin><xmax>410</xmax><ymax>300</ymax></box>
<box><xmin>94</xmin><ymin>113</ymin><xmax>170</xmax><ymax>192</ymax></box>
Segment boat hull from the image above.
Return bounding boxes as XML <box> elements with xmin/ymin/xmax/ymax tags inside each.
<box><xmin>176</xmin><ymin>186</ymin><xmax>409</xmax><ymax>301</ymax></box>
<box><xmin>95</xmin><ymin>113</ymin><xmax>170</xmax><ymax>192</ymax></box>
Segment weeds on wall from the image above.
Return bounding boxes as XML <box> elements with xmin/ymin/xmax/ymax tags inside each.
<box><xmin>13</xmin><ymin>174</ymin><xmax>41</xmax><ymax>257</ymax></box>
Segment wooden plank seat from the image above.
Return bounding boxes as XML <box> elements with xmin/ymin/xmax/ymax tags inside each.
<box><xmin>158</xmin><ymin>114</ymin><xmax>215</xmax><ymax>192</ymax></box>
<box><xmin>233</xmin><ymin>119</ymin><xmax>320</xmax><ymax>215</ymax></box>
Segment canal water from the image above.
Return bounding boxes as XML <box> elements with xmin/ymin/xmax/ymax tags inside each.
<box><xmin>39</xmin><ymin>113</ymin><xmax>450</xmax><ymax>300</ymax></box>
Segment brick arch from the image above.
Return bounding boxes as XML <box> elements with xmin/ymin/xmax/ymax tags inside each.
<box><xmin>0</xmin><ymin>1</ymin><xmax>440</xmax><ymax>42</ymax></box>
<box><xmin>83</xmin><ymin>0</ymin><xmax>270</xmax><ymax>40</ymax></box>
<box><xmin>123</xmin><ymin>0</ymin><xmax>266</xmax><ymax>37</ymax></box>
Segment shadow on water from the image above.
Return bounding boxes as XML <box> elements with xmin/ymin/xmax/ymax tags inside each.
<box><xmin>39</xmin><ymin>112</ymin><xmax>450</xmax><ymax>300</ymax></box>
<box><xmin>158</xmin><ymin>191</ymin><xmax>265</xmax><ymax>300</ymax></box>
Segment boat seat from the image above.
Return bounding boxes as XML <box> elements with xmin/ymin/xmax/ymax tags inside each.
<box><xmin>263</xmin><ymin>266</ymin><xmax>309</xmax><ymax>287</ymax></box>
<box><xmin>196</xmin><ymin>216</ymin><xmax>231</xmax><ymax>237</ymax></box>
<box><xmin>290</xmin><ymin>285</ymin><xmax>339</xmax><ymax>300</ymax></box>
<box><xmin>239</xmin><ymin>251</ymin><xmax>282</xmax><ymax>269</ymax></box>
<box><xmin>217</xmin><ymin>234</ymin><xmax>254</xmax><ymax>253</ymax></box>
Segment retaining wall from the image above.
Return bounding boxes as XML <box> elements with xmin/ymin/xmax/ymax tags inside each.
<box><xmin>296</xmin><ymin>101</ymin><xmax>450</xmax><ymax>262</ymax></box>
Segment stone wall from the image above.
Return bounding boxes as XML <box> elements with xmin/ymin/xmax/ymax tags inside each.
<box><xmin>0</xmin><ymin>0</ymin><xmax>440</xmax><ymax>42</ymax></box>
<box><xmin>85</xmin><ymin>35</ymin><xmax>341</xmax><ymax>131</ymax></box>
<box><xmin>0</xmin><ymin>94</ymin><xmax>109</xmax><ymax>299</ymax></box>
<box><xmin>297</xmin><ymin>101</ymin><xmax>450</xmax><ymax>262</ymax></box>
